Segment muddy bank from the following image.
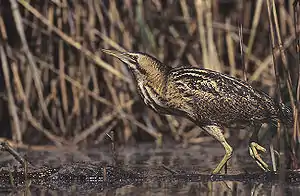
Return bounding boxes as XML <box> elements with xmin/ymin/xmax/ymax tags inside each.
<box><xmin>1</xmin><ymin>142</ymin><xmax>300</xmax><ymax>195</ymax></box>
<box><xmin>1</xmin><ymin>163</ymin><xmax>300</xmax><ymax>195</ymax></box>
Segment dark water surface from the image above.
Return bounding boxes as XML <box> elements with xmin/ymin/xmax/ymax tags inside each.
<box><xmin>0</xmin><ymin>142</ymin><xmax>300</xmax><ymax>195</ymax></box>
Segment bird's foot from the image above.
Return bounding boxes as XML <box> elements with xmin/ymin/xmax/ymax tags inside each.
<box><xmin>212</xmin><ymin>143</ymin><xmax>233</xmax><ymax>174</ymax></box>
<box><xmin>249</xmin><ymin>142</ymin><xmax>270</xmax><ymax>171</ymax></box>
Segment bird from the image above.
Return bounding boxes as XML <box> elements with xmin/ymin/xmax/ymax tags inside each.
<box><xmin>102</xmin><ymin>49</ymin><xmax>293</xmax><ymax>174</ymax></box>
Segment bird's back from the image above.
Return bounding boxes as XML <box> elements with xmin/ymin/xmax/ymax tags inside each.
<box><xmin>166</xmin><ymin>67</ymin><xmax>287</xmax><ymax>127</ymax></box>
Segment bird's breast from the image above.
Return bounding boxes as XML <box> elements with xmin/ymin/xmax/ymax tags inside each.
<box><xmin>136</xmin><ymin>81</ymin><xmax>169</xmax><ymax>113</ymax></box>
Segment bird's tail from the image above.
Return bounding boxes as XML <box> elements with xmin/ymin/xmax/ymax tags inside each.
<box><xmin>278</xmin><ymin>103</ymin><xmax>294</xmax><ymax>127</ymax></box>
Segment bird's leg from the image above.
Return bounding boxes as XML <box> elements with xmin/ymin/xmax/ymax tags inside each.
<box><xmin>248</xmin><ymin>124</ymin><xmax>270</xmax><ymax>171</ymax></box>
<box><xmin>203</xmin><ymin>125</ymin><xmax>233</xmax><ymax>174</ymax></box>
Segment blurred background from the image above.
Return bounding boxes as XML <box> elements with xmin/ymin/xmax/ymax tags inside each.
<box><xmin>0</xmin><ymin>0</ymin><xmax>299</xmax><ymax>169</ymax></box>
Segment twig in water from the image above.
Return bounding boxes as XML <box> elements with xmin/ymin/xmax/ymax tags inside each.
<box><xmin>162</xmin><ymin>164</ymin><xmax>178</xmax><ymax>175</ymax></box>
<box><xmin>0</xmin><ymin>142</ymin><xmax>31</xmax><ymax>187</ymax></box>
<box><xmin>8</xmin><ymin>165</ymin><xmax>15</xmax><ymax>187</ymax></box>
<box><xmin>0</xmin><ymin>141</ymin><xmax>28</xmax><ymax>167</ymax></box>
<box><xmin>106</xmin><ymin>132</ymin><xmax>117</xmax><ymax>166</ymax></box>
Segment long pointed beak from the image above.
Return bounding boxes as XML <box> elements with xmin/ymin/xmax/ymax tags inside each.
<box><xmin>102</xmin><ymin>49</ymin><xmax>135</xmax><ymax>64</ymax></box>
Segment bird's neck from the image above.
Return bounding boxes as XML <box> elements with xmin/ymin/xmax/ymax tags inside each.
<box><xmin>147</xmin><ymin>70</ymin><xmax>167</xmax><ymax>93</ymax></box>
<box><xmin>133</xmin><ymin>65</ymin><xmax>169</xmax><ymax>95</ymax></box>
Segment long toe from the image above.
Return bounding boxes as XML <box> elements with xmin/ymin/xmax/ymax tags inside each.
<box><xmin>249</xmin><ymin>142</ymin><xmax>270</xmax><ymax>171</ymax></box>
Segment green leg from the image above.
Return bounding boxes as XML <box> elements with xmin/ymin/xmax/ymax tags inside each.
<box><xmin>248</xmin><ymin>124</ymin><xmax>270</xmax><ymax>171</ymax></box>
<box><xmin>203</xmin><ymin>125</ymin><xmax>233</xmax><ymax>174</ymax></box>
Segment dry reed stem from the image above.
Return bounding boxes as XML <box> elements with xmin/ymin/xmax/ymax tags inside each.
<box><xmin>0</xmin><ymin>137</ymin><xmax>75</xmax><ymax>151</ymax></box>
<box><xmin>188</xmin><ymin>136</ymin><xmax>214</xmax><ymax>144</ymax></box>
<box><xmin>33</xmin><ymin>56</ymin><xmax>112</xmax><ymax>106</ymax></box>
<box><xmin>95</xmin><ymin>31</ymin><xmax>125</xmax><ymax>52</ymax></box>
<box><xmin>195</xmin><ymin>0</ymin><xmax>208</xmax><ymax>68</ymax></box>
<box><xmin>239</xmin><ymin>24</ymin><xmax>246</xmax><ymax>81</ymax></box>
<box><xmin>270</xmin><ymin>1</ymin><xmax>299</xmax><ymax>164</ymax></box>
<box><xmin>35</xmin><ymin>50</ymin><xmax>155</xmax><ymax>140</ymax></box>
<box><xmin>271</xmin><ymin>0</ymin><xmax>295</xmax><ymax>106</ymax></box>
<box><xmin>95</xmin><ymin>120</ymin><xmax>118</xmax><ymax>144</ymax></box>
<box><xmin>103</xmin><ymin>73</ymin><xmax>129</xmax><ymax>140</ymax></box>
<box><xmin>205</xmin><ymin>0</ymin><xmax>221</xmax><ymax>71</ymax></box>
<box><xmin>73</xmin><ymin>111</ymin><xmax>119</xmax><ymax>144</ymax></box>
<box><xmin>0</xmin><ymin>1</ymin><xmax>298</xmax><ymax>158</ymax></box>
<box><xmin>57</xmin><ymin>9</ymin><xmax>68</xmax><ymax>124</ymax></box>
<box><xmin>271</xmin><ymin>0</ymin><xmax>299</xmax><ymax>158</ymax></box>
<box><xmin>249</xmin><ymin>35</ymin><xmax>295</xmax><ymax>81</ymax></box>
<box><xmin>294</xmin><ymin>1</ymin><xmax>300</xmax><ymax>144</ymax></box>
<box><xmin>0</xmin><ymin>15</ymin><xmax>7</xmax><ymax>40</ymax></box>
<box><xmin>17</xmin><ymin>0</ymin><xmax>129</xmax><ymax>82</ymax></box>
<box><xmin>226</xmin><ymin>18</ymin><xmax>236</xmax><ymax>77</ymax></box>
<box><xmin>121</xmin><ymin>112</ymin><xmax>162</xmax><ymax>139</ymax></box>
<box><xmin>11</xmin><ymin>62</ymin><xmax>28</xmax><ymax>133</ymax></box>
<box><xmin>266</xmin><ymin>0</ymin><xmax>289</xmax><ymax>172</ymax></box>
<box><xmin>267</xmin><ymin>0</ymin><xmax>282</xmax><ymax>108</ymax></box>
<box><xmin>11</xmin><ymin>0</ymin><xmax>59</xmax><ymax>134</ymax></box>
<box><xmin>4</xmin><ymin>50</ymin><xmax>64</xmax><ymax>146</ymax></box>
<box><xmin>180</xmin><ymin>0</ymin><xmax>192</xmax><ymax>35</ymax></box>
<box><xmin>0</xmin><ymin>45</ymin><xmax>22</xmax><ymax>143</ymax></box>
<box><xmin>244</xmin><ymin>0</ymin><xmax>263</xmax><ymax>70</ymax></box>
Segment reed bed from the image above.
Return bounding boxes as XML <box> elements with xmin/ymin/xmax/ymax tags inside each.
<box><xmin>0</xmin><ymin>0</ymin><xmax>299</xmax><ymax>169</ymax></box>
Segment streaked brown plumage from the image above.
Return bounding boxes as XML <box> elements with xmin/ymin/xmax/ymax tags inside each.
<box><xmin>102</xmin><ymin>49</ymin><xmax>293</xmax><ymax>174</ymax></box>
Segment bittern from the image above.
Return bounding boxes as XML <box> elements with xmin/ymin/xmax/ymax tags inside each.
<box><xmin>102</xmin><ymin>49</ymin><xmax>293</xmax><ymax>174</ymax></box>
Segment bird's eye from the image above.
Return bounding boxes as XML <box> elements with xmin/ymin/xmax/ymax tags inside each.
<box><xmin>128</xmin><ymin>55</ymin><xmax>138</xmax><ymax>64</ymax></box>
<box><xmin>130</xmin><ymin>55</ymin><xmax>138</xmax><ymax>61</ymax></box>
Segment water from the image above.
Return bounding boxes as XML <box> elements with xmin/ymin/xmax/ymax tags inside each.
<box><xmin>0</xmin><ymin>142</ymin><xmax>300</xmax><ymax>195</ymax></box>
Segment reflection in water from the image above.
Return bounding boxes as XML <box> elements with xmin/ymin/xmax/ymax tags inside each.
<box><xmin>0</xmin><ymin>142</ymin><xmax>300</xmax><ymax>195</ymax></box>
<box><xmin>104</xmin><ymin>181</ymin><xmax>300</xmax><ymax>196</ymax></box>
<box><xmin>8</xmin><ymin>180</ymin><xmax>300</xmax><ymax>196</ymax></box>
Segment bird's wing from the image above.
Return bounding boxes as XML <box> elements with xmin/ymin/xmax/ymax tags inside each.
<box><xmin>168</xmin><ymin>67</ymin><xmax>278</xmax><ymax>122</ymax></box>
<box><xmin>169</xmin><ymin>67</ymin><xmax>258</xmax><ymax>98</ymax></box>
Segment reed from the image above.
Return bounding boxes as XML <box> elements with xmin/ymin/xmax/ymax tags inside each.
<box><xmin>0</xmin><ymin>0</ymin><xmax>299</xmax><ymax>169</ymax></box>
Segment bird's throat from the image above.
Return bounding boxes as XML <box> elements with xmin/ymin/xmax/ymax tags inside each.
<box><xmin>146</xmin><ymin>70</ymin><xmax>166</xmax><ymax>95</ymax></box>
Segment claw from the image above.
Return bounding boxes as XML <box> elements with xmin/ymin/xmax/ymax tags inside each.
<box><xmin>248</xmin><ymin>142</ymin><xmax>270</xmax><ymax>171</ymax></box>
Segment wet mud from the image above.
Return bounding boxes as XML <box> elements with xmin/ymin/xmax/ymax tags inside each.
<box><xmin>0</xmin><ymin>142</ymin><xmax>300</xmax><ymax>195</ymax></box>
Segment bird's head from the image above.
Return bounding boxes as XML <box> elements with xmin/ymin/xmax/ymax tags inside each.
<box><xmin>102</xmin><ymin>49</ymin><xmax>170</xmax><ymax>76</ymax></box>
